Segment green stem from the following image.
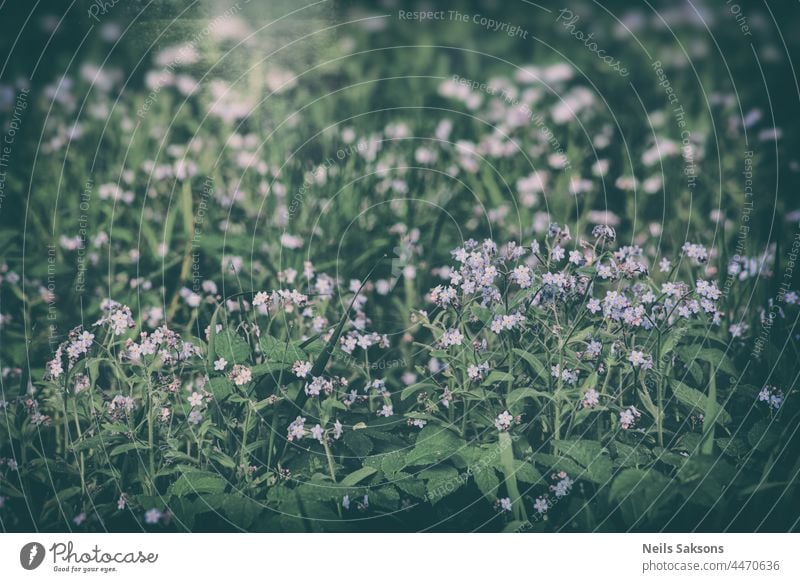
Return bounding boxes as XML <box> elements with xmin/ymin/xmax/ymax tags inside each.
<box><xmin>240</xmin><ymin>405</ymin><xmax>252</xmax><ymax>476</ymax></box>
<box><xmin>147</xmin><ymin>380</ymin><xmax>155</xmax><ymax>495</ymax></box>
<box><xmin>71</xmin><ymin>398</ymin><xmax>86</xmax><ymax>496</ymax></box>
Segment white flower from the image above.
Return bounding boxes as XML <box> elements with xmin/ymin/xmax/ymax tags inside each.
<box><xmin>188</xmin><ymin>392</ymin><xmax>203</xmax><ymax>407</ymax></box>
<box><xmin>659</xmin><ymin>257</ymin><xmax>671</xmax><ymax>272</ymax></box>
<box><xmin>230</xmin><ymin>364</ymin><xmax>252</xmax><ymax>386</ymax></box>
<box><xmin>534</xmin><ymin>496</ymin><xmax>549</xmax><ymax>514</ymax></box>
<box><xmin>619</xmin><ymin>406</ymin><xmax>641</xmax><ymax>429</ymax></box>
<box><xmin>188</xmin><ymin>410</ymin><xmax>203</xmax><ymax>425</ymax></box>
<box><xmin>311</xmin><ymin>424</ymin><xmax>324</xmax><ymax>443</ymax></box>
<box><xmin>628</xmin><ymin>350</ymin><xmax>653</xmax><ymax>369</ymax></box>
<box><xmin>333</xmin><ymin>420</ymin><xmax>343</xmax><ymax>440</ymax></box>
<box><xmin>582</xmin><ymin>388</ymin><xmax>599</xmax><ymax>408</ymax></box>
<box><xmin>439</xmin><ymin>328</ymin><xmax>464</xmax><ymax>348</ymax></box>
<box><xmin>696</xmin><ymin>280</ymin><xmax>721</xmax><ymax>300</ymax></box>
<box><xmin>305</xmin><ymin>376</ymin><xmax>333</xmax><ymax>397</ymax></box>
<box><xmin>729</xmin><ymin>323</ymin><xmax>748</xmax><ymax>338</ymax></box>
<box><xmin>292</xmin><ymin>360</ymin><xmax>313</xmax><ymax>378</ymax></box>
<box><xmin>252</xmin><ymin>291</ymin><xmax>271</xmax><ymax>307</ymax></box>
<box><xmin>759</xmin><ymin>386</ymin><xmax>784</xmax><ymax>410</ymax></box>
<box><xmin>108</xmin><ymin>395</ymin><xmax>135</xmax><ymax>416</ymax></box>
<box><xmin>214</xmin><ymin>357</ymin><xmax>227</xmax><ymax>371</ymax></box>
<box><xmin>681</xmin><ymin>242</ymin><xmax>708</xmax><ymax>263</ymax></box>
<box><xmin>144</xmin><ymin>508</ymin><xmax>162</xmax><ymax>524</ymax></box>
<box><xmin>510</xmin><ymin>265</ymin><xmax>532</xmax><ymax>288</ymax></box>
<box><xmin>287</xmin><ymin>416</ymin><xmax>306</xmax><ymax>441</ymax></box>
<box><xmin>467</xmin><ymin>362</ymin><xmax>489</xmax><ymax>381</ymax></box>
<box><xmin>377</xmin><ymin>404</ymin><xmax>394</xmax><ymax>417</ymax></box>
<box><xmin>553</xmin><ymin>476</ymin><xmax>573</xmax><ymax>498</ymax></box>
<box><xmin>495</xmin><ymin>410</ymin><xmax>513</xmax><ymax>431</ymax></box>
<box><xmin>498</xmin><ymin>497</ymin><xmax>513</xmax><ymax>512</ymax></box>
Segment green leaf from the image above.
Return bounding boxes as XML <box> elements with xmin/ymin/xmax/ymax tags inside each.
<box><xmin>694</xmin><ymin>348</ymin><xmax>738</xmax><ymax>377</ymax></box>
<box><xmin>207</xmin><ymin>376</ymin><xmax>232</xmax><ymax>400</ymax></box>
<box><xmin>370</xmin><ymin>486</ymin><xmax>401</xmax><ymax>510</ymax></box>
<box><xmin>506</xmin><ymin>388</ymin><xmax>553</xmax><ymax>412</ymax></box>
<box><xmin>566</xmin><ymin>327</ymin><xmax>594</xmax><ymax>346</ymax></box>
<box><xmin>483</xmin><ymin>370</ymin><xmax>515</xmax><ymax>386</ymax></box>
<box><xmin>531</xmin><ymin>453</ymin><xmax>584</xmax><ymax>477</ymax></box>
<box><xmin>109</xmin><ymin>442</ymin><xmax>149</xmax><ymax>456</ymax></box>
<box><xmin>259</xmin><ymin>335</ymin><xmax>306</xmax><ymax>366</ymax></box>
<box><xmin>215</xmin><ymin>331</ymin><xmax>250</xmax><ymax>363</ymax></box>
<box><xmin>168</xmin><ymin>471</ymin><xmax>227</xmax><ymax>497</ymax></box>
<box><xmin>219</xmin><ymin>494</ymin><xmax>262</xmax><ymax>529</ymax></box>
<box><xmin>671</xmin><ymin>380</ymin><xmax>731</xmax><ymax>425</ymax></box>
<box><xmin>511</xmin><ymin>460</ymin><xmax>543</xmax><ymax>484</ymax></box>
<box><xmin>513</xmin><ymin>348</ymin><xmax>549</xmax><ymax>381</ymax></box>
<box><xmin>421</xmin><ymin>466</ymin><xmax>463</xmax><ymax>503</ymax></box>
<box><xmin>474</xmin><ymin>465</ymin><xmax>501</xmax><ymax>501</ymax></box>
<box><xmin>498</xmin><ymin>432</ymin><xmax>526</xmax><ymax>521</ymax></box>
<box><xmin>400</xmin><ymin>382</ymin><xmax>436</xmax><ymax>401</ymax></box>
<box><xmin>609</xmin><ymin>468</ymin><xmax>670</xmax><ymax>505</ymax></box>
<box><xmin>405</xmin><ymin>425</ymin><xmax>465</xmax><ymax>466</ymax></box>
<box><xmin>611</xmin><ymin>442</ymin><xmax>651</xmax><ymax>467</ymax></box>
<box><xmin>393</xmin><ymin>472</ymin><xmax>427</xmax><ymax>498</ymax></box>
<box><xmin>556</xmin><ymin>439</ymin><xmax>612</xmax><ymax>484</ymax></box>
<box><xmin>381</xmin><ymin>452</ymin><xmax>406</xmax><ymax>477</ymax></box>
<box><xmin>340</xmin><ymin>466</ymin><xmax>377</xmax><ymax>487</ymax></box>
<box><xmin>556</xmin><ymin>439</ymin><xmax>604</xmax><ymax>467</ymax></box>
<box><xmin>343</xmin><ymin>430</ymin><xmax>373</xmax><ymax>457</ymax></box>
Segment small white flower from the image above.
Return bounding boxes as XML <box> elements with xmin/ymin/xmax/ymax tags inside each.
<box><xmin>439</xmin><ymin>328</ymin><xmax>464</xmax><ymax>348</ymax></box>
<box><xmin>213</xmin><ymin>358</ymin><xmax>227</xmax><ymax>371</ymax></box>
<box><xmin>582</xmin><ymin>389</ymin><xmax>599</xmax><ymax>409</ymax></box>
<box><xmin>619</xmin><ymin>406</ymin><xmax>641</xmax><ymax>429</ymax></box>
<box><xmin>495</xmin><ymin>410</ymin><xmax>513</xmax><ymax>431</ymax></box>
<box><xmin>253</xmin><ymin>291</ymin><xmax>271</xmax><ymax>307</ymax></box>
<box><xmin>230</xmin><ymin>364</ymin><xmax>252</xmax><ymax>386</ymax></box>
<box><xmin>292</xmin><ymin>360</ymin><xmax>313</xmax><ymax>378</ymax></box>
<box><xmin>144</xmin><ymin>508</ymin><xmax>162</xmax><ymax>524</ymax></box>
<box><xmin>287</xmin><ymin>416</ymin><xmax>306</xmax><ymax>441</ymax></box>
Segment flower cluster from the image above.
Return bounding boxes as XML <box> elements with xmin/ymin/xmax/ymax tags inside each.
<box><xmin>758</xmin><ymin>385</ymin><xmax>784</xmax><ymax>410</ymax></box>
<box><xmin>46</xmin><ymin>326</ymin><xmax>95</xmax><ymax>379</ymax></box>
<box><xmin>94</xmin><ymin>300</ymin><xmax>135</xmax><ymax>335</ymax></box>
<box><xmin>124</xmin><ymin>326</ymin><xmax>199</xmax><ymax>364</ymax></box>
<box><xmin>619</xmin><ymin>406</ymin><xmax>642</xmax><ymax>430</ymax></box>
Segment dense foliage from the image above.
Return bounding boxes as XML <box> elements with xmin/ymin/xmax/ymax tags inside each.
<box><xmin>1</xmin><ymin>0</ymin><xmax>799</xmax><ymax>532</ymax></box>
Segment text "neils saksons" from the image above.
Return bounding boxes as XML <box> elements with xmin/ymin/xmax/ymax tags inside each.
<box><xmin>644</xmin><ymin>543</ymin><xmax>724</xmax><ymax>554</ymax></box>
